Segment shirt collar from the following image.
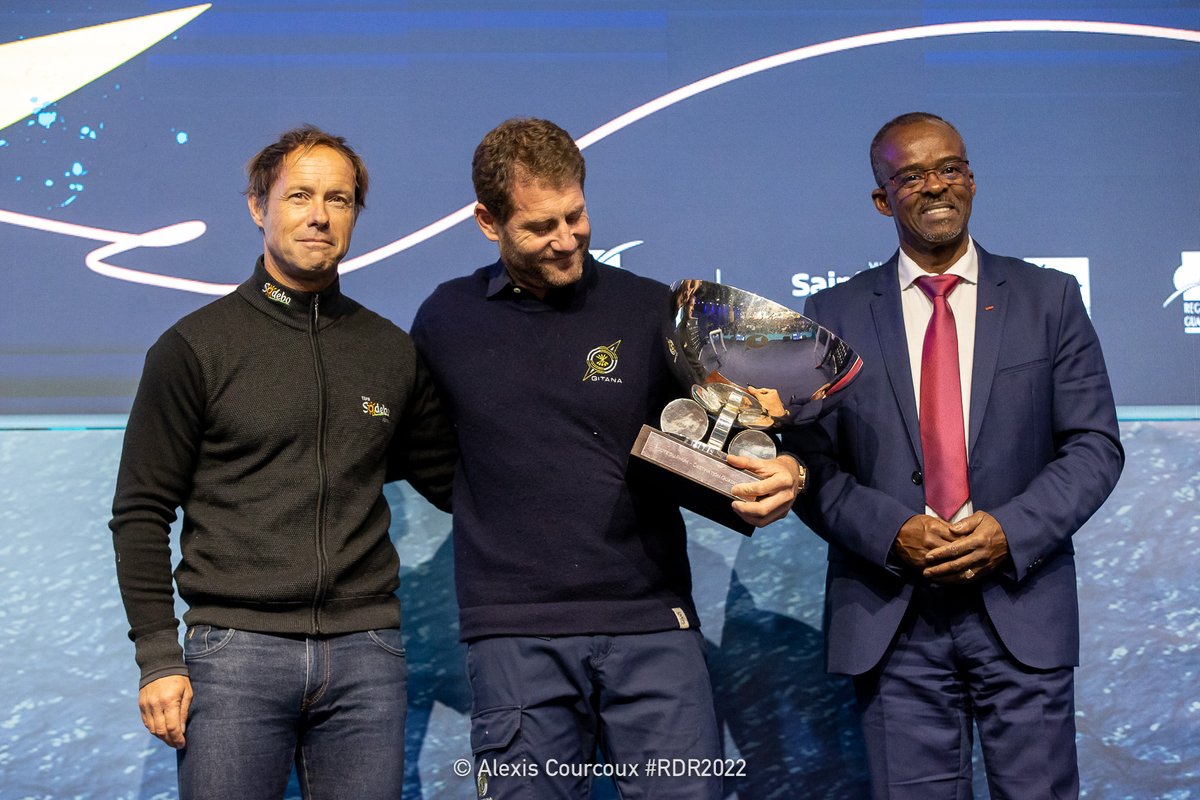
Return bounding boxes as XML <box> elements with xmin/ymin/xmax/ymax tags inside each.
<box><xmin>484</xmin><ymin>260</ymin><xmax>515</xmax><ymax>299</ymax></box>
<box><xmin>483</xmin><ymin>253</ymin><xmax>598</xmax><ymax>308</ymax></box>
<box><xmin>898</xmin><ymin>236</ymin><xmax>978</xmax><ymax>289</ymax></box>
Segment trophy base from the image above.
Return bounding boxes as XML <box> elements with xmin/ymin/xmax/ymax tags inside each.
<box><xmin>629</xmin><ymin>425</ymin><xmax>755</xmax><ymax>536</ymax></box>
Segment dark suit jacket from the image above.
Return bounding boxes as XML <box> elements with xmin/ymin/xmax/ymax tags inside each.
<box><xmin>788</xmin><ymin>245</ymin><xmax>1124</xmax><ymax>675</ymax></box>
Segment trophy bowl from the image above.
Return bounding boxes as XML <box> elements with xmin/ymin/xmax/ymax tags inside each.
<box><xmin>630</xmin><ymin>279</ymin><xmax>862</xmax><ymax>534</ymax></box>
<box><xmin>664</xmin><ymin>279</ymin><xmax>861</xmax><ymax>429</ymax></box>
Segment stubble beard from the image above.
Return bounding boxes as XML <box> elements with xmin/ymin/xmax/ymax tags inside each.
<box><xmin>920</xmin><ymin>223</ymin><xmax>965</xmax><ymax>245</ymax></box>
<box><xmin>501</xmin><ymin>236</ymin><xmax>588</xmax><ymax>293</ymax></box>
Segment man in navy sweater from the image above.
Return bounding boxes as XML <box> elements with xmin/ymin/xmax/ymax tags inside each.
<box><xmin>412</xmin><ymin>117</ymin><xmax>803</xmax><ymax>799</ymax></box>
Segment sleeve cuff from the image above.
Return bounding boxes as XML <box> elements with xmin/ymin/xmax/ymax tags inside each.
<box><xmin>134</xmin><ymin>628</ymin><xmax>187</xmax><ymax>688</ymax></box>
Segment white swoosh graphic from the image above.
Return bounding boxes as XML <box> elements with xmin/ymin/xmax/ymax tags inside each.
<box><xmin>0</xmin><ymin>4</ymin><xmax>211</xmax><ymax>132</ymax></box>
<box><xmin>1162</xmin><ymin>282</ymin><xmax>1200</xmax><ymax>307</ymax></box>
<box><xmin>4</xmin><ymin>19</ymin><xmax>1199</xmax><ymax>295</ymax></box>
<box><xmin>0</xmin><ymin>208</ymin><xmax>211</xmax><ymax>290</ymax></box>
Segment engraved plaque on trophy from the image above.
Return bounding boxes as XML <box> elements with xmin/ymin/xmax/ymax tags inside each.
<box><xmin>630</xmin><ymin>279</ymin><xmax>862</xmax><ymax>532</ymax></box>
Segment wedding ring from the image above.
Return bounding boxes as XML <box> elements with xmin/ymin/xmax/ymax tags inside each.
<box><xmin>963</xmin><ymin>568</ymin><xmax>975</xmax><ymax>581</ymax></box>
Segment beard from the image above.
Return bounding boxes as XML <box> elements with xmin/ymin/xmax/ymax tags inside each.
<box><xmin>919</xmin><ymin>222</ymin><xmax>965</xmax><ymax>244</ymax></box>
<box><xmin>498</xmin><ymin>232</ymin><xmax>590</xmax><ymax>293</ymax></box>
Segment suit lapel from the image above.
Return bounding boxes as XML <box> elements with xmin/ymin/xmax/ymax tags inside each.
<box><xmin>869</xmin><ymin>256</ymin><xmax>922</xmax><ymax>461</ymax></box>
<box><xmin>969</xmin><ymin>246</ymin><xmax>1009</xmax><ymax>453</ymax></box>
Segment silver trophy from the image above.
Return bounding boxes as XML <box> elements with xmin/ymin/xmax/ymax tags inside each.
<box><xmin>631</xmin><ymin>279</ymin><xmax>862</xmax><ymax>519</ymax></box>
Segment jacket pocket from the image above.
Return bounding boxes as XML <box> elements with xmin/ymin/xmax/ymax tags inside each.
<box><xmin>996</xmin><ymin>357</ymin><xmax>1049</xmax><ymax>375</ymax></box>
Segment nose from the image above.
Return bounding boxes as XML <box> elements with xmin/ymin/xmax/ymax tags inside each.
<box><xmin>922</xmin><ymin>169</ymin><xmax>950</xmax><ymax>193</ymax></box>
<box><xmin>307</xmin><ymin>199</ymin><xmax>330</xmax><ymax>227</ymax></box>
<box><xmin>549</xmin><ymin>221</ymin><xmax>578</xmax><ymax>252</ymax></box>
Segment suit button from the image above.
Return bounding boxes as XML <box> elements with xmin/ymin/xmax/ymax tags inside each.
<box><xmin>911</xmin><ymin>471</ymin><xmax>923</xmax><ymax>485</ymax></box>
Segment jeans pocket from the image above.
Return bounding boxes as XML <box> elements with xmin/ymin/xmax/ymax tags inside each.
<box><xmin>183</xmin><ymin>625</ymin><xmax>236</xmax><ymax>660</ymax></box>
<box><xmin>470</xmin><ymin>705</ymin><xmax>521</xmax><ymax>757</ymax></box>
<box><xmin>367</xmin><ymin>628</ymin><xmax>407</xmax><ymax>657</ymax></box>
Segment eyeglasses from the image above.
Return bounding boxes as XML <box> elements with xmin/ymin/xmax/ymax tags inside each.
<box><xmin>884</xmin><ymin>160</ymin><xmax>970</xmax><ymax>194</ymax></box>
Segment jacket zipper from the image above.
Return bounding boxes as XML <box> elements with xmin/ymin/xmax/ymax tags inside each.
<box><xmin>310</xmin><ymin>294</ymin><xmax>330</xmax><ymax>631</ymax></box>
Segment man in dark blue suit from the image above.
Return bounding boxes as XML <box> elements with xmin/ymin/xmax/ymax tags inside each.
<box><xmin>789</xmin><ymin>112</ymin><xmax>1124</xmax><ymax>799</ymax></box>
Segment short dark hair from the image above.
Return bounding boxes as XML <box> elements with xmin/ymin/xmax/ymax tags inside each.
<box><xmin>869</xmin><ymin>112</ymin><xmax>965</xmax><ymax>186</ymax></box>
<box><xmin>245</xmin><ymin>125</ymin><xmax>369</xmax><ymax>213</ymax></box>
<box><xmin>472</xmin><ymin>118</ymin><xmax>586</xmax><ymax>224</ymax></box>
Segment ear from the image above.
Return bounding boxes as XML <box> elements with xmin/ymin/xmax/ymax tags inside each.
<box><xmin>474</xmin><ymin>202</ymin><xmax>501</xmax><ymax>242</ymax></box>
<box><xmin>247</xmin><ymin>195</ymin><xmax>265</xmax><ymax>231</ymax></box>
<box><xmin>871</xmin><ymin>187</ymin><xmax>894</xmax><ymax>218</ymax></box>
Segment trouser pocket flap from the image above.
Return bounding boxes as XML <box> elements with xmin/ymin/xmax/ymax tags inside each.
<box><xmin>470</xmin><ymin>705</ymin><xmax>521</xmax><ymax>755</ymax></box>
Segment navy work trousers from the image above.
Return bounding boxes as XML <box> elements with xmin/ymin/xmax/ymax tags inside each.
<box><xmin>467</xmin><ymin>630</ymin><xmax>723</xmax><ymax>799</ymax></box>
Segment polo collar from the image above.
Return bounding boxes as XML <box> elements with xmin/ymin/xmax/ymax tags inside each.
<box><xmin>484</xmin><ymin>253</ymin><xmax>598</xmax><ymax>309</ymax></box>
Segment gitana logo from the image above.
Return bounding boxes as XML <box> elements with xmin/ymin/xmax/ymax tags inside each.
<box><xmin>361</xmin><ymin>396</ymin><xmax>391</xmax><ymax>419</ymax></box>
<box><xmin>262</xmin><ymin>281</ymin><xmax>292</xmax><ymax>306</ymax></box>
<box><xmin>1163</xmin><ymin>251</ymin><xmax>1200</xmax><ymax>334</ymax></box>
<box><xmin>582</xmin><ymin>340</ymin><xmax>622</xmax><ymax>383</ymax></box>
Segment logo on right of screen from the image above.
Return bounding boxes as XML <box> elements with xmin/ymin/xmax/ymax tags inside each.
<box><xmin>1162</xmin><ymin>252</ymin><xmax>1200</xmax><ymax>335</ymax></box>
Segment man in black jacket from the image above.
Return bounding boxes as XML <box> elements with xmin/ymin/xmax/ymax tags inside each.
<box><xmin>110</xmin><ymin>126</ymin><xmax>456</xmax><ymax>800</ymax></box>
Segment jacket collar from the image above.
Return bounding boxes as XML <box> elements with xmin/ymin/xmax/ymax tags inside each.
<box><xmin>867</xmin><ymin>253</ymin><xmax>922</xmax><ymax>462</ymax></box>
<box><xmin>967</xmin><ymin>244</ymin><xmax>1009</xmax><ymax>452</ymax></box>
<box><xmin>236</xmin><ymin>256</ymin><xmax>350</xmax><ymax>330</ymax></box>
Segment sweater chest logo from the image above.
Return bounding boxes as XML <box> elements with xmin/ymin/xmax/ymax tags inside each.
<box><xmin>262</xmin><ymin>281</ymin><xmax>292</xmax><ymax>306</ymax></box>
<box><xmin>582</xmin><ymin>340</ymin><xmax>622</xmax><ymax>383</ymax></box>
<box><xmin>361</xmin><ymin>396</ymin><xmax>391</xmax><ymax>420</ymax></box>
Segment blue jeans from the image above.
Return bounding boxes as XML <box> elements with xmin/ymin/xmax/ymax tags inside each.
<box><xmin>467</xmin><ymin>630</ymin><xmax>723</xmax><ymax>799</ymax></box>
<box><xmin>178</xmin><ymin>626</ymin><xmax>407</xmax><ymax>800</ymax></box>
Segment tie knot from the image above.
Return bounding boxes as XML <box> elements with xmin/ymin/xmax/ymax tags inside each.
<box><xmin>915</xmin><ymin>273</ymin><xmax>960</xmax><ymax>300</ymax></box>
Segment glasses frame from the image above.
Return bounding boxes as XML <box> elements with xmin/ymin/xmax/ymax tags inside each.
<box><xmin>883</xmin><ymin>160</ymin><xmax>971</xmax><ymax>195</ymax></box>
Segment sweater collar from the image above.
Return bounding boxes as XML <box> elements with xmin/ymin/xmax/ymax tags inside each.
<box><xmin>237</xmin><ymin>256</ymin><xmax>349</xmax><ymax>329</ymax></box>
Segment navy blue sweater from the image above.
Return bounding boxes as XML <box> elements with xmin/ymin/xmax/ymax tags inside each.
<box><xmin>412</xmin><ymin>256</ymin><xmax>700</xmax><ymax>640</ymax></box>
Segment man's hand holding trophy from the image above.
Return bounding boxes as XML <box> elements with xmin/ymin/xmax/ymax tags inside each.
<box><xmin>631</xmin><ymin>279</ymin><xmax>862</xmax><ymax>533</ymax></box>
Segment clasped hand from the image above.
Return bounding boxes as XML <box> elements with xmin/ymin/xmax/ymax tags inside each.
<box><xmin>892</xmin><ymin>510</ymin><xmax>1010</xmax><ymax>583</ymax></box>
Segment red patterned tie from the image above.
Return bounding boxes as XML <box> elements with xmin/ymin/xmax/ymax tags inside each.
<box><xmin>915</xmin><ymin>274</ymin><xmax>969</xmax><ymax>520</ymax></box>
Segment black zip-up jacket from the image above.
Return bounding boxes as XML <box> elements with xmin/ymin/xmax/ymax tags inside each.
<box><xmin>110</xmin><ymin>259</ymin><xmax>456</xmax><ymax>687</ymax></box>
